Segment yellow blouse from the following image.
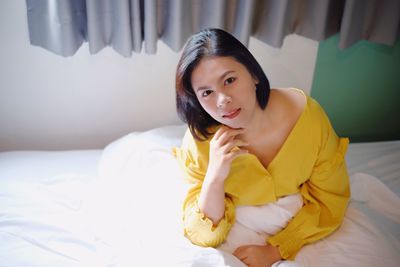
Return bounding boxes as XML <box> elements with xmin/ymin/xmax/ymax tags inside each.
<box><xmin>173</xmin><ymin>90</ymin><xmax>350</xmax><ymax>260</ymax></box>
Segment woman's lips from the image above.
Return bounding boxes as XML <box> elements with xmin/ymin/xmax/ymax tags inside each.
<box><xmin>222</xmin><ymin>108</ymin><xmax>241</xmax><ymax>119</ymax></box>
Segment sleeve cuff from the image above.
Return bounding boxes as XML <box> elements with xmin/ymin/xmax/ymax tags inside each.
<box><xmin>183</xmin><ymin>197</ymin><xmax>235</xmax><ymax>247</ymax></box>
<box><xmin>268</xmin><ymin>229</ymin><xmax>306</xmax><ymax>260</ymax></box>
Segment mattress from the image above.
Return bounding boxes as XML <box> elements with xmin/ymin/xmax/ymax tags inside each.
<box><xmin>0</xmin><ymin>125</ymin><xmax>399</xmax><ymax>267</ymax></box>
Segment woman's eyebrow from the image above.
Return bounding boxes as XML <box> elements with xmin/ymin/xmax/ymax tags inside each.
<box><xmin>219</xmin><ymin>70</ymin><xmax>235</xmax><ymax>81</ymax></box>
<box><xmin>195</xmin><ymin>70</ymin><xmax>236</xmax><ymax>92</ymax></box>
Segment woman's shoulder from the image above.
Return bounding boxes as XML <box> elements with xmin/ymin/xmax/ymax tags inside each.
<box><xmin>270</xmin><ymin>87</ymin><xmax>337</xmax><ymax>144</ymax></box>
<box><xmin>272</xmin><ymin>88</ymin><xmax>330</xmax><ymax>121</ymax></box>
<box><xmin>270</xmin><ymin>87</ymin><xmax>307</xmax><ymax>109</ymax></box>
<box><xmin>269</xmin><ymin>88</ymin><xmax>308</xmax><ymax>126</ymax></box>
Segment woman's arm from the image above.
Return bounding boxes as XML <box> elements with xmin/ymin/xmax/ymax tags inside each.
<box><xmin>197</xmin><ymin>174</ymin><xmax>226</xmax><ymax>224</ymax></box>
<box><xmin>174</xmin><ymin>126</ymin><xmax>248</xmax><ymax>247</ymax></box>
<box><xmin>198</xmin><ymin>126</ymin><xmax>248</xmax><ymax>224</ymax></box>
<box><xmin>268</xmin><ymin>112</ymin><xmax>350</xmax><ymax>260</ymax></box>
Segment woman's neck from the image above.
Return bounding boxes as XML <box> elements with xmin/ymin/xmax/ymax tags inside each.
<box><xmin>240</xmin><ymin>92</ymin><xmax>277</xmax><ymax>144</ymax></box>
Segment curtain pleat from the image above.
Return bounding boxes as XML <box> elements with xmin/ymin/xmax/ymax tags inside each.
<box><xmin>253</xmin><ymin>0</ymin><xmax>292</xmax><ymax>48</ymax></box>
<box><xmin>143</xmin><ymin>0</ymin><xmax>157</xmax><ymax>54</ymax></box>
<box><xmin>130</xmin><ymin>0</ymin><xmax>142</xmax><ymax>53</ymax></box>
<box><xmin>340</xmin><ymin>0</ymin><xmax>400</xmax><ymax>49</ymax></box>
<box><xmin>85</xmin><ymin>0</ymin><xmax>141</xmax><ymax>56</ymax></box>
<box><xmin>26</xmin><ymin>0</ymin><xmax>86</xmax><ymax>56</ymax></box>
<box><xmin>160</xmin><ymin>0</ymin><xmax>193</xmax><ymax>52</ymax></box>
<box><xmin>196</xmin><ymin>0</ymin><xmax>227</xmax><ymax>31</ymax></box>
<box><xmin>25</xmin><ymin>0</ymin><xmax>400</xmax><ymax>57</ymax></box>
<box><xmin>85</xmin><ymin>0</ymin><xmax>110</xmax><ymax>54</ymax></box>
<box><xmin>294</xmin><ymin>0</ymin><xmax>333</xmax><ymax>41</ymax></box>
<box><xmin>110</xmin><ymin>0</ymin><xmax>133</xmax><ymax>56</ymax></box>
<box><xmin>231</xmin><ymin>0</ymin><xmax>256</xmax><ymax>47</ymax></box>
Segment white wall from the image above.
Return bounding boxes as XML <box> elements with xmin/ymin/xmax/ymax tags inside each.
<box><xmin>0</xmin><ymin>0</ymin><xmax>318</xmax><ymax>151</ymax></box>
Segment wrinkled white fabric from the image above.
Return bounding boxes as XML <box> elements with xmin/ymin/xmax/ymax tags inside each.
<box><xmin>219</xmin><ymin>193</ymin><xmax>303</xmax><ymax>253</ymax></box>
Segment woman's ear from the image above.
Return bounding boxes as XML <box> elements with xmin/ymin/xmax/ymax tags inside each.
<box><xmin>252</xmin><ymin>75</ymin><xmax>259</xmax><ymax>85</ymax></box>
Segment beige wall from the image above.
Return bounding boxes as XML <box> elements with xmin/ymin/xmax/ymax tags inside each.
<box><xmin>0</xmin><ymin>0</ymin><xmax>318</xmax><ymax>151</ymax></box>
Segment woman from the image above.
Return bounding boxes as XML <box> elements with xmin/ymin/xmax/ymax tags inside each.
<box><xmin>173</xmin><ymin>28</ymin><xmax>350</xmax><ymax>267</ymax></box>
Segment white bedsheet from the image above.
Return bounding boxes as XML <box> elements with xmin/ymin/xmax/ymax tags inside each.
<box><xmin>346</xmin><ymin>140</ymin><xmax>400</xmax><ymax>196</ymax></box>
<box><xmin>0</xmin><ymin>150</ymin><xmax>103</xmax><ymax>267</ymax></box>
<box><xmin>0</xmin><ymin>125</ymin><xmax>399</xmax><ymax>267</ymax></box>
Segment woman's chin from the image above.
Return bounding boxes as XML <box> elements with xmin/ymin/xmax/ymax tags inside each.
<box><xmin>222</xmin><ymin>122</ymin><xmax>243</xmax><ymax>130</ymax></box>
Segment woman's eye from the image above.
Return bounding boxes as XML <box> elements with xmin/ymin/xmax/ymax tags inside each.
<box><xmin>224</xmin><ymin>77</ymin><xmax>236</xmax><ymax>85</ymax></box>
<box><xmin>201</xmin><ymin>90</ymin><xmax>212</xmax><ymax>98</ymax></box>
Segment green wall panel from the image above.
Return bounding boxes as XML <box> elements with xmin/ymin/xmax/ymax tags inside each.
<box><xmin>311</xmin><ymin>34</ymin><xmax>400</xmax><ymax>142</ymax></box>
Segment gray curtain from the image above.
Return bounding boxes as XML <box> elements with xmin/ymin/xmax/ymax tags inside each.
<box><xmin>26</xmin><ymin>0</ymin><xmax>400</xmax><ymax>57</ymax></box>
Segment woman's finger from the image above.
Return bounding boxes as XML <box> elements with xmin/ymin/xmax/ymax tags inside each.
<box><xmin>212</xmin><ymin>125</ymin><xmax>233</xmax><ymax>140</ymax></box>
<box><xmin>214</xmin><ymin>125</ymin><xmax>243</xmax><ymax>142</ymax></box>
<box><xmin>215</xmin><ymin>127</ymin><xmax>244</xmax><ymax>146</ymax></box>
<box><xmin>220</xmin><ymin>139</ymin><xmax>249</xmax><ymax>154</ymax></box>
<box><xmin>233</xmin><ymin>246</ymin><xmax>251</xmax><ymax>262</ymax></box>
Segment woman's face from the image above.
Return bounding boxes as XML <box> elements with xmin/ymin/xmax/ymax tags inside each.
<box><xmin>191</xmin><ymin>56</ymin><xmax>260</xmax><ymax>129</ymax></box>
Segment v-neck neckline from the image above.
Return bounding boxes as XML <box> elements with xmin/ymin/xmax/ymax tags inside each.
<box><xmin>253</xmin><ymin>89</ymin><xmax>309</xmax><ymax>173</ymax></box>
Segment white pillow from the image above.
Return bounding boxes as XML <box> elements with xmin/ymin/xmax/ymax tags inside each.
<box><xmin>219</xmin><ymin>193</ymin><xmax>303</xmax><ymax>254</ymax></box>
<box><xmin>98</xmin><ymin>124</ymin><xmax>186</xmax><ymax>179</ymax></box>
<box><xmin>84</xmin><ymin>124</ymin><xmax>189</xmax><ymax>249</ymax></box>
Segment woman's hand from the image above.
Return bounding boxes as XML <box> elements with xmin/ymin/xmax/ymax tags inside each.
<box><xmin>207</xmin><ymin>125</ymin><xmax>248</xmax><ymax>183</ymax></box>
<box><xmin>233</xmin><ymin>244</ymin><xmax>282</xmax><ymax>267</ymax></box>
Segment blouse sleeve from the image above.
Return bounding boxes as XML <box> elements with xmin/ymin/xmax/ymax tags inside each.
<box><xmin>173</xmin><ymin>129</ymin><xmax>236</xmax><ymax>247</ymax></box>
<box><xmin>268</xmin><ymin>106</ymin><xmax>351</xmax><ymax>260</ymax></box>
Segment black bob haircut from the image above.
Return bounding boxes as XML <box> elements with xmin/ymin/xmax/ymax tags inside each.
<box><xmin>175</xmin><ymin>28</ymin><xmax>270</xmax><ymax>141</ymax></box>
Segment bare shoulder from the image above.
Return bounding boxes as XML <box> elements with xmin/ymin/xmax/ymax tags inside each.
<box><xmin>269</xmin><ymin>87</ymin><xmax>307</xmax><ymax>122</ymax></box>
<box><xmin>271</xmin><ymin>87</ymin><xmax>306</xmax><ymax>110</ymax></box>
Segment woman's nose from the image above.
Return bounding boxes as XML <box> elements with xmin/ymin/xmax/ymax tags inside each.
<box><xmin>217</xmin><ymin>94</ymin><xmax>232</xmax><ymax>108</ymax></box>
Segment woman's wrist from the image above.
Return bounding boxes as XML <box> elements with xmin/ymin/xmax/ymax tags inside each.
<box><xmin>198</xmin><ymin>173</ymin><xmax>226</xmax><ymax>224</ymax></box>
<box><xmin>204</xmin><ymin>170</ymin><xmax>227</xmax><ymax>186</ymax></box>
<box><xmin>267</xmin><ymin>243</ymin><xmax>282</xmax><ymax>262</ymax></box>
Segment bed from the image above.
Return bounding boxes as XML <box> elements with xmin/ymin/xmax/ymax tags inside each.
<box><xmin>0</xmin><ymin>124</ymin><xmax>399</xmax><ymax>267</ymax></box>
